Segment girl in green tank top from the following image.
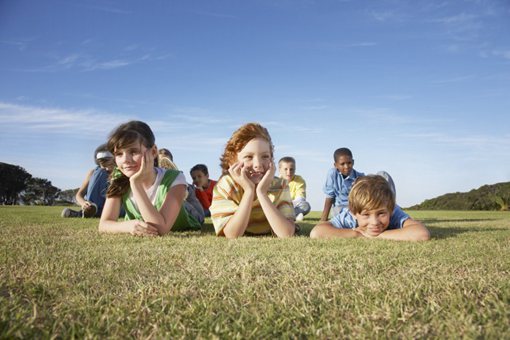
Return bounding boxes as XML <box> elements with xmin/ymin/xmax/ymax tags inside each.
<box><xmin>98</xmin><ymin>120</ymin><xmax>201</xmax><ymax>236</ymax></box>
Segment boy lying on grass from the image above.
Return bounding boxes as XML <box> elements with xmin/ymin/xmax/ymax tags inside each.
<box><xmin>311</xmin><ymin>175</ymin><xmax>430</xmax><ymax>241</ymax></box>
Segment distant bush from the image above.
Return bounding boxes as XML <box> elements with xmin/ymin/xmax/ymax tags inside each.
<box><xmin>409</xmin><ymin>182</ymin><xmax>510</xmax><ymax>211</ymax></box>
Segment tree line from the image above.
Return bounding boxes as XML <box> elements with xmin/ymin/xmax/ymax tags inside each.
<box><xmin>0</xmin><ymin>162</ymin><xmax>75</xmax><ymax>205</ymax></box>
<box><xmin>408</xmin><ymin>182</ymin><xmax>510</xmax><ymax>211</ymax></box>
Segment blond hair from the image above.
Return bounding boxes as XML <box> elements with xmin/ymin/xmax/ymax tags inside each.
<box><xmin>349</xmin><ymin>175</ymin><xmax>395</xmax><ymax>214</ymax></box>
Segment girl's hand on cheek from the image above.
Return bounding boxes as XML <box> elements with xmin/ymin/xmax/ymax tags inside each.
<box><xmin>257</xmin><ymin>161</ymin><xmax>275</xmax><ymax>195</ymax></box>
<box><xmin>131</xmin><ymin>150</ymin><xmax>152</xmax><ymax>184</ymax></box>
<box><xmin>229</xmin><ymin>162</ymin><xmax>254</xmax><ymax>191</ymax></box>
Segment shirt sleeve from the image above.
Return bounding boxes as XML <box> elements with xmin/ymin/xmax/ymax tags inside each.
<box><xmin>209</xmin><ymin>176</ymin><xmax>241</xmax><ymax>236</ymax></box>
<box><xmin>170</xmin><ymin>172</ymin><xmax>187</xmax><ymax>188</ymax></box>
<box><xmin>322</xmin><ymin>168</ymin><xmax>337</xmax><ymax>198</ymax></box>
<box><xmin>329</xmin><ymin>208</ymin><xmax>357</xmax><ymax>229</ymax></box>
<box><xmin>388</xmin><ymin>205</ymin><xmax>410</xmax><ymax>229</ymax></box>
<box><xmin>293</xmin><ymin>176</ymin><xmax>306</xmax><ymax>199</ymax></box>
<box><xmin>272</xmin><ymin>179</ymin><xmax>295</xmax><ymax>220</ymax></box>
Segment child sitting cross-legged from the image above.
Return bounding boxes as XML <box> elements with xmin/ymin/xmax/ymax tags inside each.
<box><xmin>311</xmin><ymin>175</ymin><xmax>430</xmax><ymax>241</ymax></box>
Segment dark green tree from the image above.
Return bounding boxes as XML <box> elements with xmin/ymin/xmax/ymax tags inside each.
<box><xmin>0</xmin><ymin>162</ymin><xmax>32</xmax><ymax>204</ymax></box>
<box><xmin>20</xmin><ymin>177</ymin><xmax>60</xmax><ymax>205</ymax></box>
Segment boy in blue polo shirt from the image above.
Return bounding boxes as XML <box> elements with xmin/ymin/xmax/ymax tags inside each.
<box><xmin>311</xmin><ymin>175</ymin><xmax>429</xmax><ymax>241</ymax></box>
<box><xmin>320</xmin><ymin>148</ymin><xmax>364</xmax><ymax>221</ymax></box>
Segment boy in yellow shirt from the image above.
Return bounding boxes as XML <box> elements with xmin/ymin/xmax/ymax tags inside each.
<box><xmin>278</xmin><ymin>156</ymin><xmax>311</xmax><ymax>221</ymax></box>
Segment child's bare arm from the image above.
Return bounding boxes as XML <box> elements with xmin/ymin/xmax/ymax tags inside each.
<box><xmin>310</xmin><ymin>221</ymin><xmax>361</xmax><ymax>239</ymax></box>
<box><xmin>222</xmin><ymin>189</ymin><xmax>256</xmax><ymax>238</ymax></box>
<box><xmin>377</xmin><ymin>218</ymin><xmax>430</xmax><ymax>241</ymax></box>
<box><xmin>256</xmin><ymin>162</ymin><xmax>295</xmax><ymax>238</ymax></box>
<box><xmin>98</xmin><ymin>196</ymin><xmax>158</xmax><ymax>236</ymax></box>
<box><xmin>221</xmin><ymin>162</ymin><xmax>256</xmax><ymax>238</ymax></box>
<box><xmin>320</xmin><ymin>197</ymin><xmax>334</xmax><ymax>221</ymax></box>
<box><xmin>75</xmin><ymin>169</ymin><xmax>94</xmax><ymax>208</ymax></box>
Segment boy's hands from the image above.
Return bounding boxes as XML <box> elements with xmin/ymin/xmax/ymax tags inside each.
<box><xmin>229</xmin><ymin>162</ymin><xmax>255</xmax><ymax>192</ymax></box>
<box><xmin>354</xmin><ymin>226</ymin><xmax>381</xmax><ymax>238</ymax></box>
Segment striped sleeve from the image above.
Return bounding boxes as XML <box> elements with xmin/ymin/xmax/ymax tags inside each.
<box><xmin>210</xmin><ymin>175</ymin><xmax>242</xmax><ymax>236</ymax></box>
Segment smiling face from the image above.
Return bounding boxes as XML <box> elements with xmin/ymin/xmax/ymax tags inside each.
<box><xmin>334</xmin><ymin>155</ymin><xmax>354</xmax><ymax>177</ymax></box>
<box><xmin>279</xmin><ymin>161</ymin><xmax>295</xmax><ymax>182</ymax></box>
<box><xmin>355</xmin><ymin>207</ymin><xmax>391</xmax><ymax>237</ymax></box>
<box><xmin>114</xmin><ymin>141</ymin><xmax>152</xmax><ymax>178</ymax></box>
<box><xmin>236</xmin><ymin>137</ymin><xmax>272</xmax><ymax>184</ymax></box>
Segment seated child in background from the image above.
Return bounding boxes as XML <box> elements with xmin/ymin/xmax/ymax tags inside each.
<box><xmin>210</xmin><ymin>122</ymin><xmax>295</xmax><ymax>238</ymax></box>
<box><xmin>311</xmin><ymin>175</ymin><xmax>430</xmax><ymax>241</ymax></box>
<box><xmin>62</xmin><ymin>143</ymin><xmax>114</xmax><ymax>218</ymax></box>
<box><xmin>278</xmin><ymin>156</ymin><xmax>311</xmax><ymax>222</ymax></box>
<box><xmin>190</xmin><ymin>164</ymin><xmax>217</xmax><ymax>217</ymax></box>
<box><xmin>157</xmin><ymin>147</ymin><xmax>205</xmax><ymax>225</ymax></box>
<box><xmin>99</xmin><ymin>120</ymin><xmax>202</xmax><ymax>236</ymax></box>
<box><xmin>158</xmin><ymin>148</ymin><xmax>177</xmax><ymax>169</ymax></box>
<box><xmin>320</xmin><ymin>147</ymin><xmax>364</xmax><ymax>221</ymax></box>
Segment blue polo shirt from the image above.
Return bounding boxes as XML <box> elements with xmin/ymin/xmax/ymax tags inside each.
<box><xmin>330</xmin><ymin>205</ymin><xmax>410</xmax><ymax>229</ymax></box>
<box><xmin>323</xmin><ymin>168</ymin><xmax>364</xmax><ymax>207</ymax></box>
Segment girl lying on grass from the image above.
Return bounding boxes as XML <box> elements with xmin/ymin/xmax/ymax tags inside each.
<box><xmin>310</xmin><ymin>175</ymin><xmax>430</xmax><ymax>241</ymax></box>
<box><xmin>99</xmin><ymin>120</ymin><xmax>201</xmax><ymax>236</ymax></box>
<box><xmin>210</xmin><ymin>122</ymin><xmax>296</xmax><ymax>238</ymax></box>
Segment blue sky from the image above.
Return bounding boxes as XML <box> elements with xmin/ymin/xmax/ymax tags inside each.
<box><xmin>1</xmin><ymin>0</ymin><xmax>509</xmax><ymax>210</ymax></box>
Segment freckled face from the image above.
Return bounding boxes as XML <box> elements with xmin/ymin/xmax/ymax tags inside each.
<box><xmin>236</xmin><ymin>138</ymin><xmax>272</xmax><ymax>184</ymax></box>
<box><xmin>355</xmin><ymin>207</ymin><xmax>391</xmax><ymax>237</ymax></box>
<box><xmin>114</xmin><ymin>142</ymin><xmax>148</xmax><ymax>178</ymax></box>
<box><xmin>279</xmin><ymin>161</ymin><xmax>295</xmax><ymax>182</ymax></box>
<box><xmin>335</xmin><ymin>155</ymin><xmax>354</xmax><ymax>177</ymax></box>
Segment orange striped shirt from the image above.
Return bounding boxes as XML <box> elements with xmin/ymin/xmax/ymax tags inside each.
<box><xmin>210</xmin><ymin>174</ymin><xmax>295</xmax><ymax>236</ymax></box>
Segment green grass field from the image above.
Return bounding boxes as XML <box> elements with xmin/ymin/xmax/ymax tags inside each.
<box><xmin>1</xmin><ymin>206</ymin><xmax>509</xmax><ymax>338</ymax></box>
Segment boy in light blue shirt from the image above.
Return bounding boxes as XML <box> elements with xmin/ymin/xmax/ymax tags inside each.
<box><xmin>311</xmin><ymin>175</ymin><xmax>430</xmax><ymax>241</ymax></box>
<box><xmin>320</xmin><ymin>148</ymin><xmax>364</xmax><ymax>221</ymax></box>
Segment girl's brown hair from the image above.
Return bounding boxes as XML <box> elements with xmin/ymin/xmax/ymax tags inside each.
<box><xmin>219</xmin><ymin>122</ymin><xmax>274</xmax><ymax>175</ymax></box>
<box><xmin>107</xmin><ymin>121</ymin><xmax>155</xmax><ymax>197</ymax></box>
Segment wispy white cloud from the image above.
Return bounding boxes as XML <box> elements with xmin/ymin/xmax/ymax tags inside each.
<box><xmin>483</xmin><ymin>49</ymin><xmax>510</xmax><ymax>60</ymax></box>
<box><xmin>18</xmin><ymin>51</ymin><xmax>171</xmax><ymax>73</ymax></box>
<box><xmin>300</xmin><ymin>105</ymin><xmax>329</xmax><ymax>111</ymax></box>
<box><xmin>401</xmin><ymin>131</ymin><xmax>510</xmax><ymax>149</ymax></box>
<box><xmin>431</xmin><ymin>74</ymin><xmax>475</xmax><ymax>84</ymax></box>
<box><xmin>0</xmin><ymin>38</ymin><xmax>34</xmax><ymax>51</ymax></box>
<box><xmin>0</xmin><ymin>101</ymin><xmax>130</xmax><ymax>137</ymax></box>
<box><xmin>352</xmin><ymin>107</ymin><xmax>451</xmax><ymax>126</ymax></box>
<box><xmin>429</xmin><ymin>12</ymin><xmax>482</xmax><ymax>41</ymax></box>
<box><xmin>370</xmin><ymin>10</ymin><xmax>399</xmax><ymax>22</ymax></box>
<box><xmin>259</xmin><ymin>120</ymin><xmax>323</xmax><ymax>134</ymax></box>
<box><xmin>372</xmin><ymin>94</ymin><xmax>413</xmax><ymax>101</ymax></box>
<box><xmin>294</xmin><ymin>41</ymin><xmax>378</xmax><ymax>50</ymax></box>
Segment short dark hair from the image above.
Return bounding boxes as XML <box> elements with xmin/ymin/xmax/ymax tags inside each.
<box><xmin>190</xmin><ymin>164</ymin><xmax>209</xmax><ymax>176</ymax></box>
<box><xmin>278</xmin><ymin>156</ymin><xmax>295</xmax><ymax>165</ymax></box>
<box><xmin>334</xmin><ymin>148</ymin><xmax>353</xmax><ymax>162</ymax></box>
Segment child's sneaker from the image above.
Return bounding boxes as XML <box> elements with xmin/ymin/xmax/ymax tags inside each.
<box><xmin>61</xmin><ymin>208</ymin><xmax>82</xmax><ymax>218</ymax></box>
<box><xmin>296</xmin><ymin>213</ymin><xmax>304</xmax><ymax>222</ymax></box>
<box><xmin>82</xmin><ymin>203</ymin><xmax>98</xmax><ymax>218</ymax></box>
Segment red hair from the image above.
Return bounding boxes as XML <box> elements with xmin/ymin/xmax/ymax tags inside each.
<box><xmin>219</xmin><ymin>123</ymin><xmax>274</xmax><ymax>175</ymax></box>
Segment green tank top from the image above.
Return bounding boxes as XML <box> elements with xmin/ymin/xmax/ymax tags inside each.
<box><xmin>122</xmin><ymin>169</ymin><xmax>201</xmax><ymax>231</ymax></box>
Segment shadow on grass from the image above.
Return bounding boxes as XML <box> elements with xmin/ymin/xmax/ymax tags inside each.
<box><xmin>428</xmin><ymin>226</ymin><xmax>505</xmax><ymax>239</ymax></box>
<box><xmin>421</xmin><ymin>218</ymin><xmax>501</xmax><ymax>224</ymax></box>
